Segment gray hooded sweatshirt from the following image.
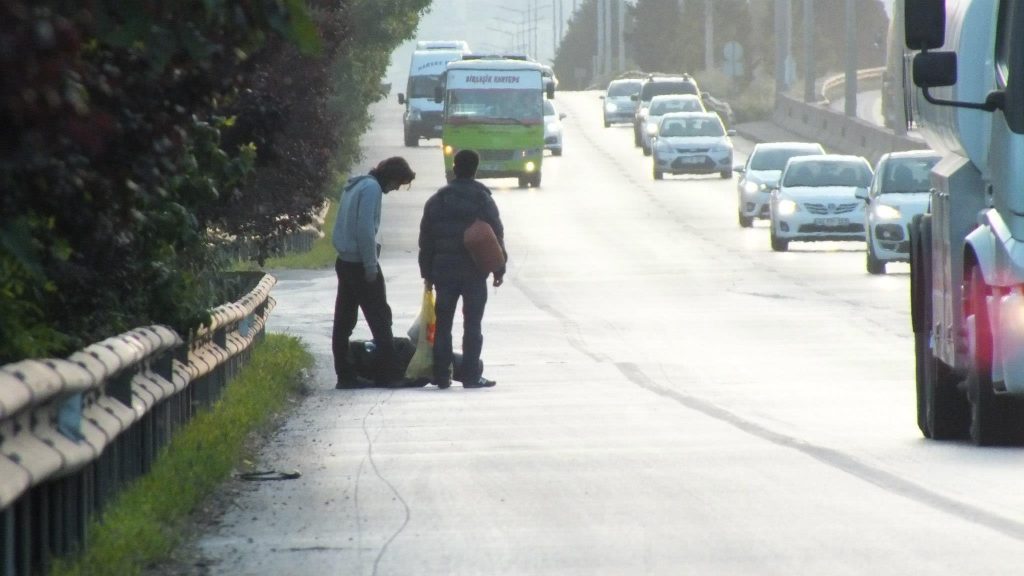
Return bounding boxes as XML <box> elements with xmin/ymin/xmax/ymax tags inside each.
<box><xmin>332</xmin><ymin>175</ymin><xmax>382</xmax><ymax>276</ymax></box>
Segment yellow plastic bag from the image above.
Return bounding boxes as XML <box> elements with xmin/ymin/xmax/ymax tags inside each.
<box><xmin>405</xmin><ymin>288</ymin><xmax>436</xmax><ymax>379</ymax></box>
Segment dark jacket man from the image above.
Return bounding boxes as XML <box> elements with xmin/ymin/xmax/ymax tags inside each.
<box><xmin>418</xmin><ymin>150</ymin><xmax>506</xmax><ymax>388</ymax></box>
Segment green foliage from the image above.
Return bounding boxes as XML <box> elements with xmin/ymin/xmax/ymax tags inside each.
<box><xmin>0</xmin><ymin>0</ymin><xmax>430</xmax><ymax>363</ymax></box>
<box><xmin>51</xmin><ymin>335</ymin><xmax>313</xmax><ymax>576</ymax></box>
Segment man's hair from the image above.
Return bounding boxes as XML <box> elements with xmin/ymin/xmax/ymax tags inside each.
<box><xmin>453</xmin><ymin>149</ymin><xmax>479</xmax><ymax>178</ymax></box>
<box><xmin>371</xmin><ymin>156</ymin><xmax>416</xmax><ymax>185</ymax></box>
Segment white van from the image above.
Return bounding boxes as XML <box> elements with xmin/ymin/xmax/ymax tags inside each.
<box><xmin>398</xmin><ymin>42</ymin><xmax>470</xmax><ymax>147</ymax></box>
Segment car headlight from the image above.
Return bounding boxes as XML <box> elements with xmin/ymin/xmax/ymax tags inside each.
<box><xmin>777</xmin><ymin>199</ymin><xmax>799</xmax><ymax>216</ymax></box>
<box><xmin>645</xmin><ymin>123</ymin><xmax>658</xmax><ymax>135</ymax></box>
<box><xmin>873</xmin><ymin>203</ymin><xmax>901</xmax><ymax>220</ymax></box>
<box><xmin>408</xmin><ymin>109</ymin><xmax>422</xmax><ymax>121</ymax></box>
<box><xmin>605</xmin><ymin>102</ymin><xmax>617</xmax><ymax>113</ymax></box>
<box><xmin>742</xmin><ymin>180</ymin><xmax>765</xmax><ymax>195</ymax></box>
<box><xmin>639</xmin><ymin>108</ymin><xmax>649</xmax><ymax>119</ymax></box>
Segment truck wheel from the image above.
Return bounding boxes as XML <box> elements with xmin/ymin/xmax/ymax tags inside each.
<box><xmin>770</xmin><ymin>226</ymin><xmax>788</xmax><ymax>252</ymax></box>
<box><xmin>738</xmin><ymin>213</ymin><xmax>753</xmax><ymax>228</ymax></box>
<box><xmin>517</xmin><ymin>175</ymin><xmax>528</xmax><ymax>188</ymax></box>
<box><xmin>404</xmin><ymin>130</ymin><xmax>418</xmax><ymax>147</ymax></box>
<box><xmin>529</xmin><ymin>173</ymin><xmax>542</xmax><ymax>188</ymax></box>
<box><xmin>866</xmin><ymin>243</ymin><xmax>886</xmax><ymax>275</ymax></box>
<box><xmin>965</xmin><ymin>264</ymin><xmax>1024</xmax><ymax>445</ymax></box>
<box><xmin>653</xmin><ymin>166</ymin><xmax>663</xmax><ymax>180</ymax></box>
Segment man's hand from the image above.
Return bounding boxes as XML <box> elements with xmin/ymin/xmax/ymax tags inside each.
<box><xmin>492</xmin><ymin>273</ymin><xmax>504</xmax><ymax>287</ymax></box>
<box><xmin>364</xmin><ymin>268</ymin><xmax>378</xmax><ymax>284</ymax></box>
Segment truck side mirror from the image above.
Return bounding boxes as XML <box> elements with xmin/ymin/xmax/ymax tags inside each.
<box><xmin>547</xmin><ymin>84</ymin><xmax>555</xmax><ymax>100</ymax></box>
<box><xmin>398</xmin><ymin>93</ymin><xmax>406</xmax><ymax>105</ymax></box>
<box><xmin>434</xmin><ymin>86</ymin><xmax>443</xmax><ymax>104</ymax></box>
<box><xmin>913</xmin><ymin>52</ymin><xmax>957</xmax><ymax>88</ymax></box>
<box><xmin>905</xmin><ymin>0</ymin><xmax>945</xmax><ymax>50</ymax></box>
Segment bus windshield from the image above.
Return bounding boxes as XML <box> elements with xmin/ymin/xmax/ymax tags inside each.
<box><xmin>446</xmin><ymin>89</ymin><xmax>543</xmax><ymax>125</ymax></box>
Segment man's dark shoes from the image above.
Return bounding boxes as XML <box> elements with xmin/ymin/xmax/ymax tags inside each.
<box><xmin>463</xmin><ymin>377</ymin><xmax>496</xmax><ymax>389</ymax></box>
<box><xmin>335</xmin><ymin>376</ymin><xmax>374</xmax><ymax>389</ymax></box>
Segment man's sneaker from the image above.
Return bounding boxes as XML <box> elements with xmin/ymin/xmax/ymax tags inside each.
<box><xmin>335</xmin><ymin>376</ymin><xmax>374</xmax><ymax>389</ymax></box>
<box><xmin>463</xmin><ymin>377</ymin><xmax>496</xmax><ymax>389</ymax></box>
<box><xmin>433</xmin><ymin>378</ymin><xmax>451</xmax><ymax>390</ymax></box>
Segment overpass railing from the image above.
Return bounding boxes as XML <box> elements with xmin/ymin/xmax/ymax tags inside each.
<box><xmin>0</xmin><ymin>273</ymin><xmax>277</xmax><ymax>576</ymax></box>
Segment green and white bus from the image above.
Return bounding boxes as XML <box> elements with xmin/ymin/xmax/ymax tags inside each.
<box><xmin>437</xmin><ymin>57</ymin><xmax>554</xmax><ymax>188</ymax></box>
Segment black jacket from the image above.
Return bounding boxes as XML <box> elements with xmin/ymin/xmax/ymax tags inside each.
<box><xmin>418</xmin><ymin>177</ymin><xmax>507</xmax><ymax>282</ymax></box>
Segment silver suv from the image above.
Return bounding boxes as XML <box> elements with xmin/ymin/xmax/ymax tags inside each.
<box><xmin>601</xmin><ymin>78</ymin><xmax>642</xmax><ymax>127</ymax></box>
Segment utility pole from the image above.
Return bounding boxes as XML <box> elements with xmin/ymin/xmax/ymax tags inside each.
<box><xmin>803</xmin><ymin>0</ymin><xmax>815</xmax><ymax>102</ymax></box>
<box><xmin>596</xmin><ymin>0</ymin><xmax>605</xmax><ymax>78</ymax></box>
<box><xmin>704</xmin><ymin>0</ymin><xmax>714</xmax><ymax>72</ymax></box>
<box><xmin>603</xmin><ymin>0</ymin><xmax>613</xmax><ymax>74</ymax></box>
<box><xmin>844</xmin><ymin>0</ymin><xmax>858</xmax><ymax>116</ymax></box>
<box><xmin>774</xmin><ymin>0</ymin><xmax>792</xmax><ymax>94</ymax></box>
<box><xmin>618</xmin><ymin>0</ymin><xmax>626</xmax><ymax>71</ymax></box>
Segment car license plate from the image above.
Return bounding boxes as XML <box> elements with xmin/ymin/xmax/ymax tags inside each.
<box><xmin>681</xmin><ymin>156</ymin><xmax>703</xmax><ymax>165</ymax></box>
<box><xmin>814</xmin><ymin>217</ymin><xmax>849</xmax><ymax>226</ymax></box>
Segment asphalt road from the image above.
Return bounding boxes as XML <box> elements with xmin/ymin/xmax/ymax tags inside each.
<box><xmin>195</xmin><ymin>92</ymin><xmax>1024</xmax><ymax>575</ymax></box>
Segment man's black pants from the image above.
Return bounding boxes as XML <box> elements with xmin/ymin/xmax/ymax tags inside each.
<box><xmin>332</xmin><ymin>258</ymin><xmax>395</xmax><ymax>383</ymax></box>
<box><xmin>433</xmin><ymin>275</ymin><xmax>487</xmax><ymax>384</ymax></box>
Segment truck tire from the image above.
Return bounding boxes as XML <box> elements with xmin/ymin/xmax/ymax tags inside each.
<box><xmin>966</xmin><ymin>264</ymin><xmax>1024</xmax><ymax>445</ymax></box>
<box><xmin>912</xmin><ymin>216</ymin><xmax>967</xmax><ymax>439</ymax></box>
<box><xmin>403</xmin><ymin>129</ymin><xmax>418</xmax><ymax>147</ymax></box>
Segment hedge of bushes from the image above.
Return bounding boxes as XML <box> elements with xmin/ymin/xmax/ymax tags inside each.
<box><xmin>0</xmin><ymin>0</ymin><xmax>430</xmax><ymax>364</ymax></box>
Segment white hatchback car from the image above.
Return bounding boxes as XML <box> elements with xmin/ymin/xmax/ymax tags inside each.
<box><xmin>641</xmin><ymin>94</ymin><xmax>705</xmax><ymax>156</ymax></box>
<box><xmin>735</xmin><ymin>142</ymin><xmax>826</xmax><ymax>228</ymax></box>
<box><xmin>651</xmin><ymin>112</ymin><xmax>734</xmax><ymax>180</ymax></box>
<box><xmin>543</xmin><ymin>99</ymin><xmax>565</xmax><ymax>156</ymax></box>
<box><xmin>857</xmin><ymin>150</ymin><xmax>940</xmax><ymax>274</ymax></box>
<box><xmin>769</xmin><ymin>154</ymin><xmax>873</xmax><ymax>252</ymax></box>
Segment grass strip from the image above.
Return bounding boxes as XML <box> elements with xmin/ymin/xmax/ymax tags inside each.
<box><xmin>52</xmin><ymin>334</ymin><xmax>313</xmax><ymax>576</ymax></box>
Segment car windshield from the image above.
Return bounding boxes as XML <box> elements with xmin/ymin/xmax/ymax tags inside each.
<box><xmin>607</xmin><ymin>81</ymin><xmax>641</xmax><ymax>97</ymax></box>
<box><xmin>408</xmin><ymin>75</ymin><xmax>441</xmax><ymax>99</ymax></box>
<box><xmin>659</xmin><ymin>118</ymin><xmax>724</xmax><ymax>138</ymax></box>
<box><xmin>882</xmin><ymin>157</ymin><xmax>939</xmax><ymax>193</ymax></box>
<box><xmin>649</xmin><ymin>99</ymin><xmax>703</xmax><ymax>116</ymax></box>
<box><xmin>784</xmin><ymin>160</ymin><xmax>872</xmax><ymax>188</ymax></box>
<box><xmin>749</xmin><ymin>147</ymin><xmax>822</xmax><ymax>171</ymax></box>
<box><xmin>641</xmin><ymin>81</ymin><xmax>698</xmax><ymax>100</ymax></box>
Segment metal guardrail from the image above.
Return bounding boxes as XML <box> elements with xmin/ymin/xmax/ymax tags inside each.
<box><xmin>772</xmin><ymin>93</ymin><xmax>926</xmax><ymax>165</ymax></box>
<box><xmin>0</xmin><ymin>273</ymin><xmax>277</xmax><ymax>576</ymax></box>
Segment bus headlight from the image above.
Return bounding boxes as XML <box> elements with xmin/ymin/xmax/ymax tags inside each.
<box><xmin>524</xmin><ymin>161</ymin><xmax>537</xmax><ymax>173</ymax></box>
<box><xmin>444</xmin><ymin>145</ymin><xmax>454</xmax><ymax>156</ymax></box>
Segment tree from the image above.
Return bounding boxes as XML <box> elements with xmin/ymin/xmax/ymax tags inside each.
<box><xmin>0</xmin><ymin>0</ymin><xmax>430</xmax><ymax>363</ymax></box>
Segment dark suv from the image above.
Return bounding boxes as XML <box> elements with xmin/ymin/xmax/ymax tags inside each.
<box><xmin>632</xmin><ymin>75</ymin><xmax>700</xmax><ymax>147</ymax></box>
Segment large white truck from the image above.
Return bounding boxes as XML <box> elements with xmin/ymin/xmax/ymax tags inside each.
<box><xmin>397</xmin><ymin>41</ymin><xmax>470</xmax><ymax>147</ymax></box>
<box><xmin>907</xmin><ymin>0</ymin><xmax>1024</xmax><ymax>445</ymax></box>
